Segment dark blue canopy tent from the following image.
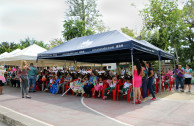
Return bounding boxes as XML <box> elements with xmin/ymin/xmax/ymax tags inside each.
<box><xmin>37</xmin><ymin>30</ymin><xmax>173</xmax><ymax>63</ymax></box>
<box><xmin>38</xmin><ymin>30</ymin><xmax>174</xmax><ymax>102</ymax></box>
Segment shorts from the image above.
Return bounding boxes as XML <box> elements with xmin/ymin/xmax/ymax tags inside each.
<box><xmin>185</xmin><ymin>78</ymin><xmax>191</xmax><ymax>84</ymax></box>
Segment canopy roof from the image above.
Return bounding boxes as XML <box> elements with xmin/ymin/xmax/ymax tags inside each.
<box><xmin>0</xmin><ymin>52</ymin><xmax>9</xmax><ymax>59</ymax></box>
<box><xmin>1</xmin><ymin>44</ymin><xmax>46</xmax><ymax>62</ymax></box>
<box><xmin>38</xmin><ymin>30</ymin><xmax>174</xmax><ymax>63</ymax></box>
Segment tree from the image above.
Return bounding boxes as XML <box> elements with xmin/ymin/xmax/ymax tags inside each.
<box><xmin>63</xmin><ymin>20</ymin><xmax>94</xmax><ymax>41</ymax></box>
<box><xmin>18</xmin><ymin>38</ymin><xmax>48</xmax><ymax>50</ymax></box>
<box><xmin>63</xmin><ymin>0</ymin><xmax>106</xmax><ymax>40</ymax></box>
<box><xmin>182</xmin><ymin>0</ymin><xmax>194</xmax><ymax>63</ymax></box>
<box><xmin>140</xmin><ymin>0</ymin><xmax>189</xmax><ymax>63</ymax></box>
<box><xmin>48</xmin><ymin>38</ymin><xmax>63</xmax><ymax>49</ymax></box>
<box><xmin>121</xmin><ymin>27</ymin><xmax>136</xmax><ymax>38</ymax></box>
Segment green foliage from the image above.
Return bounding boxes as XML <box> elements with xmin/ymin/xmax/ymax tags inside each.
<box><xmin>121</xmin><ymin>27</ymin><xmax>136</xmax><ymax>38</ymax></box>
<box><xmin>63</xmin><ymin>20</ymin><xmax>94</xmax><ymax>41</ymax></box>
<box><xmin>0</xmin><ymin>38</ymin><xmax>49</xmax><ymax>55</ymax></box>
<box><xmin>63</xmin><ymin>0</ymin><xmax>106</xmax><ymax>41</ymax></box>
<box><xmin>48</xmin><ymin>38</ymin><xmax>64</xmax><ymax>49</ymax></box>
<box><xmin>140</xmin><ymin>0</ymin><xmax>193</xmax><ymax>64</ymax></box>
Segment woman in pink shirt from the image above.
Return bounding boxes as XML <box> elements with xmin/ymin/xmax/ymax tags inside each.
<box><xmin>132</xmin><ymin>59</ymin><xmax>143</xmax><ymax>104</ymax></box>
<box><xmin>18</xmin><ymin>61</ymin><xmax>31</xmax><ymax>98</ymax></box>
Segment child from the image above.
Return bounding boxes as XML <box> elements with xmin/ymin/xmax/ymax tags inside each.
<box><xmin>164</xmin><ymin>76</ymin><xmax>169</xmax><ymax>89</ymax></box>
<box><xmin>44</xmin><ymin>76</ymin><xmax>53</xmax><ymax>91</ymax></box>
<box><xmin>93</xmin><ymin>76</ymin><xmax>103</xmax><ymax>97</ymax></box>
<box><xmin>49</xmin><ymin>75</ymin><xmax>60</xmax><ymax>94</ymax></box>
<box><xmin>120</xmin><ymin>77</ymin><xmax>132</xmax><ymax>95</ymax></box>
<box><xmin>83</xmin><ymin>76</ymin><xmax>90</xmax><ymax>97</ymax></box>
<box><xmin>103</xmin><ymin>76</ymin><xmax>117</xmax><ymax>100</ymax></box>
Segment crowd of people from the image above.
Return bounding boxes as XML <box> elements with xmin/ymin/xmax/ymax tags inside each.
<box><xmin>0</xmin><ymin>60</ymin><xmax>193</xmax><ymax>104</ymax></box>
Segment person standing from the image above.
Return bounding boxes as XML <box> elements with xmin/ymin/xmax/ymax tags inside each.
<box><xmin>145</xmin><ymin>61</ymin><xmax>156</xmax><ymax>100</ymax></box>
<box><xmin>183</xmin><ymin>65</ymin><xmax>192</xmax><ymax>92</ymax></box>
<box><xmin>0</xmin><ymin>66</ymin><xmax>6</xmax><ymax>95</ymax></box>
<box><xmin>176</xmin><ymin>65</ymin><xmax>184</xmax><ymax>91</ymax></box>
<box><xmin>28</xmin><ymin>63</ymin><xmax>37</xmax><ymax>92</ymax></box>
<box><xmin>18</xmin><ymin>61</ymin><xmax>31</xmax><ymax>98</ymax></box>
<box><xmin>132</xmin><ymin>59</ymin><xmax>143</xmax><ymax>104</ymax></box>
<box><xmin>140</xmin><ymin>60</ymin><xmax>148</xmax><ymax>102</ymax></box>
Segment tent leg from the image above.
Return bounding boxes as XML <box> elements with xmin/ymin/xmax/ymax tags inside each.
<box><xmin>159</xmin><ymin>52</ymin><xmax>162</xmax><ymax>94</ymax></box>
<box><xmin>61</xmin><ymin>88</ymin><xmax>71</xmax><ymax>96</ymax></box>
<box><xmin>100</xmin><ymin>64</ymin><xmax>102</xmax><ymax>71</ymax></box>
<box><xmin>131</xmin><ymin>49</ymin><xmax>135</xmax><ymax>105</ymax></box>
<box><xmin>173</xmin><ymin>59</ymin><xmax>176</xmax><ymax>89</ymax></box>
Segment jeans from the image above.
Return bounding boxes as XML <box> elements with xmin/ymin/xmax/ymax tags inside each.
<box><xmin>176</xmin><ymin>76</ymin><xmax>184</xmax><ymax>90</ymax></box>
<box><xmin>148</xmin><ymin>77</ymin><xmax>155</xmax><ymax>98</ymax></box>
<box><xmin>21</xmin><ymin>75</ymin><xmax>29</xmax><ymax>97</ymax></box>
<box><xmin>28</xmin><ymin>75</ymin><xmax>36</xmax><ymax>92</ymax></box>
<box><xmin>56</xmin><ymin>82</ymin><xmax>66</xmax><ymax>94</ymax></box>
<box><xmin>83</xmin><ymin>84</ymin><xmax>94</xmax><ymax>94</ymax></box>
<box><xmin>142</xmin><ymin>78</ymin><xmax>148</xmax><ymax>98</ymax></box>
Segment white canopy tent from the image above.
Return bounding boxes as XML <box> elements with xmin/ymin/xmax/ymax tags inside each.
<box><xmin>0</xmin><ymin>44</ymin><xmax>105</xmax><ymax>68</ymax></box>
<box><xmin>0</xmin><ymin>52</ymin><xmax>9</xmax><ymax>59</ymax></box>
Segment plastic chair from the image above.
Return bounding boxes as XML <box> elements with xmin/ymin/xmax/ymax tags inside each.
<box><xmin>116</xmin><ymin>82</ymin><xmax>125</xmax><ymax>101</ymax></box>
<box><xmin>64</xmin><ymin>81</ymin><xmax>74</xmax><ymax>96</ymax></box>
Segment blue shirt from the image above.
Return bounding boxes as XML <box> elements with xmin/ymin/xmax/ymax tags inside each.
<box><xmin>89</xmin><ymin>75</ymin><xmax>98</xmax><ymax>85</ymax></box>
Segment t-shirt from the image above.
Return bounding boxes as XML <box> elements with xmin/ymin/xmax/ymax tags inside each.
<box><xmin>123</xmin><ymin>82</ymin><xmax>132</xmax><ymax>88</ymax></box>
<box><xmin>110</xmin><ymin>81</ymin><xmax>116</xmax><ymax>87</ymax></box>
<box><xmin>18</xmin><ymin>67</ymin><xmax>31</xmax><ymax>76</ymax></box>
<box><xmin>142</xmin><ymin>67</ymin><xmax>148</xmax><ymax>79</ymax></box>
<box><xmin>66</xmin><ymin>76</ymin><xmax>72</xmax><ymax>81</ymax></box>
<box><xmin>176</xmin><ymin>69</ymin><xmax>184</xmax><ymax>77</ymax></box>
<box><xmin>185</xmin><ymin>68</ymin><xmax>192</xmax><ymax>78</ymax></box>
<box><xmin>49</xmin><ymin>79</ymin><xmax>53</xmax><ymax>84</ymax></box>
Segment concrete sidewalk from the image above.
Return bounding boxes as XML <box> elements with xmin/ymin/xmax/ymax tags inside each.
<box><xmin>1</xmin><ymin>86</ymin><xmax>194</xmax><ymax>126</ymax></box>
<box><xmin>0</xmin><ymin>86</ymin><xmax>126</xmax><ymax>126</ymax></box>
<box><xmin>84</xmin><ymin>89</ymin><xmax>194</xmax><ymax>126</ymax></box>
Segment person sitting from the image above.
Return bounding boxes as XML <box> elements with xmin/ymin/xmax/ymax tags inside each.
<box><xmin>71</xmin><ymin>76</ymin><xmax>85</xmax><ymax>96</ymax></box>
<box><xmin>44</xmin><ymin>76</ymin><xmax>53</xmax><ymax>92</ymax></box>
<box><xmin>93</xmin><ymin>76</ymin><xmax>103</xmax><ymax>97</ymax></box>
<box><xmin>103</xmin><ymin>76</ymin><xmax>117</xmax><ymax>100</ymax></box>
<box><xmin>83</xmin><ymin>71</ymin><xmax>98</xmax><ymax>97</ymax></box>
<box><xmin>49</xmin><ymin>75</ymin><xmax>60</xmax><ymax>94</ymax></box>
<box><xmin>56</xmin><ymin>75</ymin><xmax>65</xmax><ymax>94</ymax></box>
<box><xmin>119</xmin><ymin>77</ymin><xmax>132</xmax><ymax>95</ymax></box>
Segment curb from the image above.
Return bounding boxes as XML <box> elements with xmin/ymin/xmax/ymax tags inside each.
<box><xmin>0</xmin><ymin>105</ymin><xmax>53</xmax><ymax>126</ymax></box>
<box><xmin>0</xmin><ymin>113</ymin><xmax>25</xmax><ymax>126</ymax></box>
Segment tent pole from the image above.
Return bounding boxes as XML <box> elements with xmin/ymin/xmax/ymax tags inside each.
<box><xmin>159</xmin><ymin>51</ymin><xmax>162</xmax><ymax>94</ymax></box>
<box><xmin>173</xmin><ymin>58</ymin><xmax>176</xmax><ymax>90</ymax></box>
<box><xmin>94</xmin><ymin>64</ymin><xmax>95</xmax><ymax>70</ymax></box>
<box><xmin>131</xmin><ymin>49</ymin><xmax>135</xmax><ymax>105</ymax></box>
<box><xmin>101</xmin><ymin>63</ymin><xmax>102</xmax><ymax>71</ymax></box>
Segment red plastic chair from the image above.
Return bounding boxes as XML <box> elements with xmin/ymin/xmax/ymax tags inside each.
<box><xmin>127</xmin><ymin>86</ymin><xmax>132</xmax><ymax>103</ymax></box>
<box><xmin>116</xmin><ymin>82</ymin><xmax>125</xmax><ymax>101</ymax></box>
<box><xmin>101</xmin><ymin>81</ymin><xmax>109</xmax><ymax>99</ymax></box>
<box><xmin>64</xmin><ymin>81</ymin><xmax>74</xmax><ymax>96</ymax></box>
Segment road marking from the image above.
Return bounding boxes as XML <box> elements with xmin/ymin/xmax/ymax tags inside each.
<box><xmin>0</xmin><ymin>105</ymin><xmax>54</xmax><ymax>126</ymax></box>
<box><xmin>81</xmin><ymin>97</ymin><xmax>132</xmax><ymax>126</ymax></box>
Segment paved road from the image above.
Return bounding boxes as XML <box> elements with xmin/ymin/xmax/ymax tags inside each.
<box><xmin>0</xmin><ymin>86</ymin><xmax>126</xmax><ymax>126</ymax></box>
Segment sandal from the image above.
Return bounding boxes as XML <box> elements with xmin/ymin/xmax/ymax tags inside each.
<box><xmin>98</xmin><ymin>94</ymin><xmax>101</xmax><ymax>98</ymax></box>
<box><xmin>25</xmin><ymin>95</ymin><xmax>31</xmax><ymax>99</ymax></box>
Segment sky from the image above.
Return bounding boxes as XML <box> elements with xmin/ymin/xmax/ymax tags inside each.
<box><xmin>0</xmin><ymin>0</ymin><xmax>186</xmax><ymax>43</ymax></box>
